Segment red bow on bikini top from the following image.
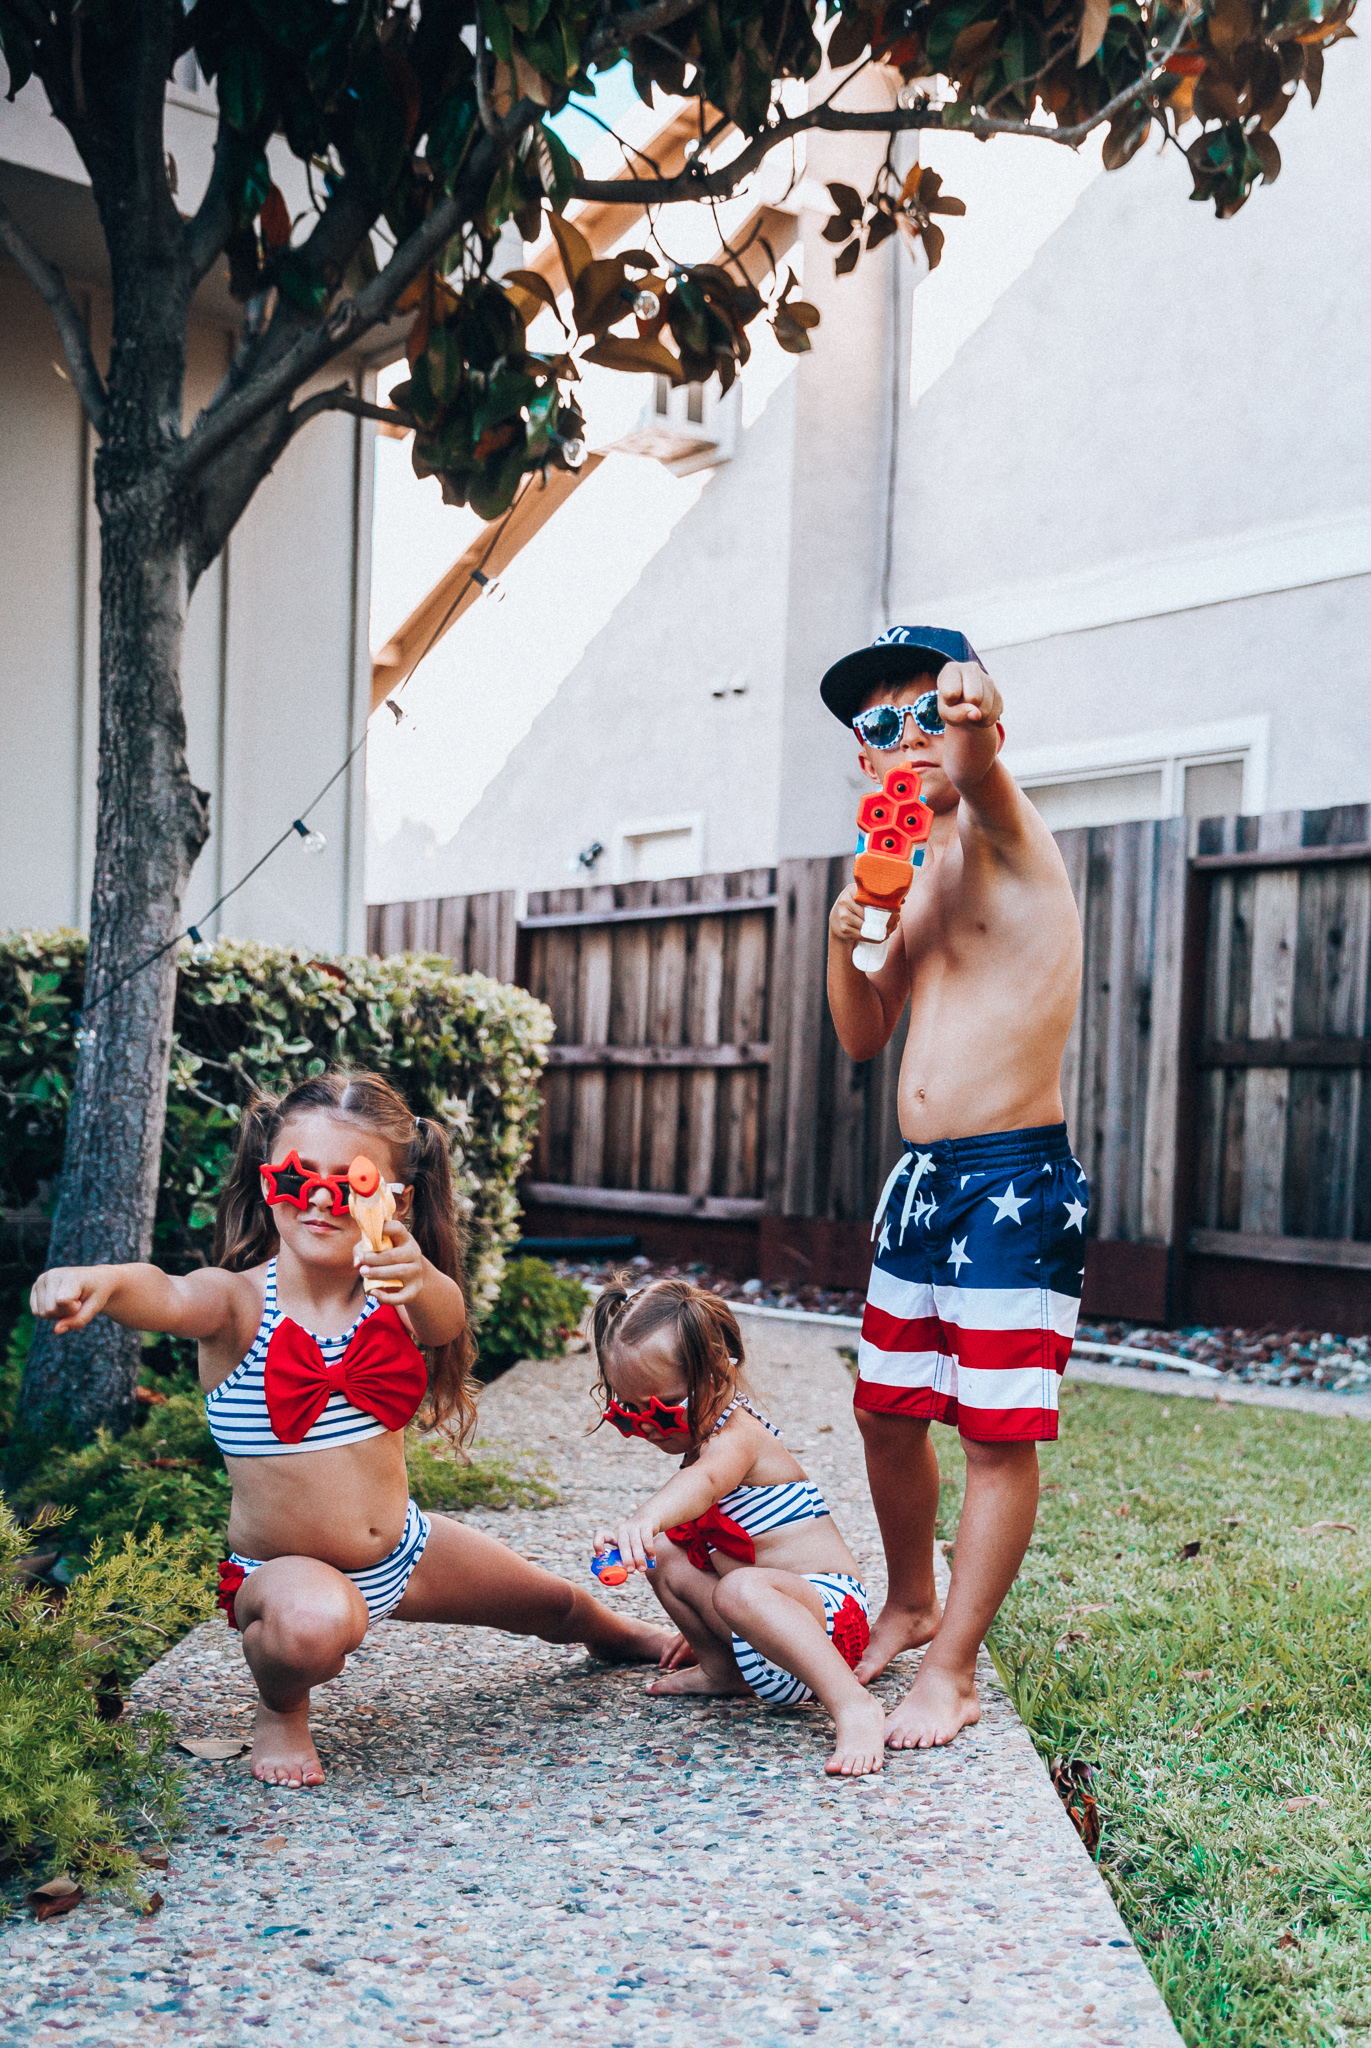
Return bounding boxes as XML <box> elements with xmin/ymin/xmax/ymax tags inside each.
<box><xmin>263</xmin><ymin>1305</ymin><xmax>427</xmax><ymax>1445</ymax></box>
<box><xmin>664</xmin><ymin>1504</ymin><xmax>756</xmax><ymax>1573</ymax></box>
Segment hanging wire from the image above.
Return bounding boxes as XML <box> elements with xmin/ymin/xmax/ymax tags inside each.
<box><xmin>72</xmin><ymin>485</ymin><xmax>527</xmax><ymax>1031</ymax></box>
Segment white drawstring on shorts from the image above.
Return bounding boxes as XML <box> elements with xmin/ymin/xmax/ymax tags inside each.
<box><xmin>870</xmin><ymin>1148</ymin><xmax>935</xmax><ymax>1243</ymax></box>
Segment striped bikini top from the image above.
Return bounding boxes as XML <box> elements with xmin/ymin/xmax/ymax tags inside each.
<box><xmin>665</xmin><ymin>1395</ymin><xmax>832</xmax><ymax>1567</ymax></box>
<box><xmin>205</xmin><ymin>1258</ymin><xmax>428</xmax><ymax>1459</ymax></box>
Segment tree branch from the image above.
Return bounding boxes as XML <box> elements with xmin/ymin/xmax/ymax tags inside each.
<box><xmin>584</xmin><ymin>0</ymin><xmax>709</xmax><ymax>64</ymax></box>
<box><xmin>572</xmin><ymin>12</ymin><xmax>1199</xmax><ymax>205</ymax></box>
<box><xmin>0</xmin><ymin>197</ymin><xmax>108</xmax><ymax>434</ymax></box>
<box><xmin>286</xmin><ymin>386</ymin><xmax>416</xmax><ymax>437</ymax></box>
<box><xmin>184</xmin><ymin>123</ymin><xmax>238</xmax><ymax>288</ymax></box>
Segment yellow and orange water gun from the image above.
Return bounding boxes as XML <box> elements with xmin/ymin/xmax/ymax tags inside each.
<box><xmin>347</xmin><ymin>1153</ymin><xmax>403</xmax><ymax>1296</ymax></box>
<box><xmin>852</xmin><ymin>765</ymin><xmax>933</xmax><ymax>972</ymax></box>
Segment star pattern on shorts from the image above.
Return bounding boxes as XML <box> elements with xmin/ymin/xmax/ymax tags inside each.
<box><xmin>947</xmin><ymin>1237</ymin><xmax>971</xmax><ymax>1275</ymax></box>
<box><xmin>878</xmin><ymin>1219</ymin><xmax>892</xmax><ymax>1255</ymax></box>
<box><xmin>1063</xmin><ymin>1197</ymin><xmax>1088</xmax><ymax>1232</ymax></box>
<box><xmin>989</xmin><ymin>1181</ymin><xmax>1028</xmax><ymax>1225</ymax></box>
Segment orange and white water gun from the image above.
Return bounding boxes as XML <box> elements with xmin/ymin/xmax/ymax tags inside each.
<box><xmin>852</xmin><ymin>765</ymin><xmax>933</xmax><ymax>973</ymax></box>
<box><xmin>347</xmin><ymin>1153</ymin><xmax>403</xmax><ymax>1296</ymax></box>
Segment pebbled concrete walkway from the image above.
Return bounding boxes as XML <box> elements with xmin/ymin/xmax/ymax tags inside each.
<box><xmin>0</xmin><ymin>1324</ymin><xmax>1182</xmax><ymax>2047</ymax></box>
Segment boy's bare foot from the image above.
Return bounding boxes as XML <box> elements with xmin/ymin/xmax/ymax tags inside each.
<box><xmin>585</xmin><ymin>1614</ymin><xmax>682</xmax><ymax>1664</ymax></box>
<box><xmin>853</xmin><ymin>1597</ymin><xmax>942</xmax><ymax>1683</ymax></box>
<box><xmin>645</xmin><ymin>1665</ymin><xmax>752</xmax><ymax>1698</ymax></box>
<box><xmin>885</xmin><ymin>1663</ymin><xmax>980</xmax><ymax>1748</ymax></box>
<box><xmin>250</xmin><ymin>1702</ymin><xmax>325</xmax><ymax>1787</ymax></box>
<box><xmin>825</xmin><ymin>1697</ymin><xmax>886</xmax><ymax>1776</ymax></box>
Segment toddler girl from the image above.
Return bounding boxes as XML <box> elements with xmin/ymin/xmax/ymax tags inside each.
<box><xmin>31</xmin><ymin>1069</ymin><xmax>672</xmax><ymax>1788</ymax></box>
<box><xmin>590</xmin><ymin>1277</ymin><xmax>886</xmax><ymax>1776</ymax></box>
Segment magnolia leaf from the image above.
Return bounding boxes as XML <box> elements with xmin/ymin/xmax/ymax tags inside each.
<box><xmin>826</xmin><ymin>181</ymin><xmax>866</xmax><ymax>221</ymax></box>
<box><xmin>833</xmin><ymin>238</ymin><xmax>861</xmax><ymax>276</ymax></box>
<box><xmin>1249</xmin><ymin>128</ymin><xmax>1281</xmax><ymax>181</ymax></box>
<box><xmin>259</xmin><ymin>185</ymin><xmax>291</xmax><ymax>252</ymax></box>
<box><xmin>866</xmin><ymin>210</ymin><xmax>898</xmax><ymax>251</ymax></box>
<box><xmin>1077</xmin><ymin>0</ymin><xmax>1110</xmax><ymax>66</ymax></box>
<box><xmin>573</xmin><ymin>257</ymin><xmax>637</xmax><ymax>336</ymax></box>
<box><xmin>921</xmin><ymin>221</ymin><xmax>946</xmax><ymax>269</ymax></box>
<box><xmin>1102</xmin><ymin>108</ymin><xmax>1151</xmax><ymax>170</ymax></box>
<box><xmin>949</xmin><ymin>17</ymin><xmax>999</xmax><ymax>75</ymax></box>
<box><xmin>1208</xmin><ymin>0</ymin><xmax>1255</xmax><ymax>58</ymax></box>
<box><xmin>822</xmin><ymin>214</ymin><xmax>854</xmax><ymax>243</ymax></box>
<box><xmin>547</xmin><ymin>211</ymin><xmax>592</xmax><ymax>290</ymax></box>
<box><xmin>176</xmin><ymin>1736</ymin><xmax>250</xmax><ymax>1760</ymax></box>
<box><xmin>772</xmin><ymin>312</ymin><xmax>813</xmax><ymax>355</ymax></box>
<box><xmin>783</xmin><ymin>300</ymin><xmax>821</xmax><ymax>329</ymax></box>
<box><xmin>504</xmin><ymin>269</ymin><xmax>566</xmax><ymax>324</ymax></box>
<box><xmin>827</xmin><ymin>10</ymin><xmax>874</xmax><ymax>66</ymax></box>
<box><xmin>581</xmin><ymin>334</ymin><xmax>686</xmax><ymax>381</ymax></box>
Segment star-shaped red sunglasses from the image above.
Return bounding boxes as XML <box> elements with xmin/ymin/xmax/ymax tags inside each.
<box><xmin>260</xmin><ymin>1150</ymin><xmax>394</xmax><ymax>1219</ymax></box>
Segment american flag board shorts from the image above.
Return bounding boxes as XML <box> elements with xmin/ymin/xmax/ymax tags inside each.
<box><xmin>853</xmin><ymin>1123</ymin><xmax>1088</xmax><ymax>1443</ymax></box>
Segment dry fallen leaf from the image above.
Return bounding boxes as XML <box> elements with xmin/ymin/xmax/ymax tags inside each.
<box><xmin>139</xmin><ymin>1851</ymin><xmax>170</xmax><ymax>1870</ymax></box>
<box><xmin>176</xmin><ymin>1736</ymin><xmax>250</xmax><ymax>1760</ymax></box>
<box><xmin>1304</xmin><ymin>1521</ymin><xmax>1357</xmax><ymax>1535</ymax></box>
<box><xmin>1183</xmin><ymin>1668</ymin><xmax>1213</xmax><ymax>1681</ymax></box>
<box><xmin>1180</xmin><ymin>1540</ymin><xmax>1202</xmax><ymax>1559</ymax></box>
<box><xmin>1283</xmin><ymin>1795</ymin><xmax>1329</xmax><ymax>1811</ymax></box>
<box><xmin>142</xmin><ymin>1891</ymin><xmax>165</xmax><ymax>1917</ymax></box>
<box><xmin>262</xmin><ymin>1835</ymin><xmax>287</xmax><ymax>1852</ymax></box>
<box><xmin>1277</xmin><ymin>1930</ymin><xmax>1300</xmax><ymax>1950</ymax></box>
<box><xmin>28</xmin><ymin>1877</ymin><xmax>83</xmax><ymax>1921</ymax></box>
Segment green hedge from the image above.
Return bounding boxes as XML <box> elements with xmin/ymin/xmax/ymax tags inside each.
<box><xmin>0</xmin><ymin>931</ymin><xmax>551</xmax><ymax>1312</ymax></box>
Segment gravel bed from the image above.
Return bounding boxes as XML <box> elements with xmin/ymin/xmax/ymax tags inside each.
<box><xmin>543</xmin><ymin>1256</ymin><xmax>1371</xmax><ymax>1396</ymax></box>
<box><xmin>0</xmin><ymin>1325</ymin><xmax>1180</xmax><ymax>2046</ymax></box>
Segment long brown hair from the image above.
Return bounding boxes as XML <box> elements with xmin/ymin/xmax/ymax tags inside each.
<box><xmin>588</xmin><ymin>1274</ymin><xmax>745</xmax><ymax>1445</ymax></box>
<box><xmin>213</xmin><ymin>1069</ymin><xmax>477</xmax><ymax>1441</ymax></box>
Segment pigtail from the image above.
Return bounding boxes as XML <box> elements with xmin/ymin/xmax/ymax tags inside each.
<box><xmin>213</xmin><ymin>1091</ymin><xmax>285</xmax><ymax>1272</ymax></box>
<box><xmin>587</xmin><ymin>1272</ymin><xmax>636</xmax><ymax>1417</ymax></box>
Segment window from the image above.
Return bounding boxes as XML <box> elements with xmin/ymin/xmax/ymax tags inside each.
<box><xmin>611</xmin><ymin>813</ymin><xmax>705</xmax><ymax>883</ymax></box>
<box><xmin>1008</xmin><ymin>717</ymin><xmax>1268</xmax><ymax>833</ymax></box>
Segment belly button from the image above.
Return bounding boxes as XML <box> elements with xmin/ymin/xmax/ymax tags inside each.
<box><xmin>917</xmin><ymin>1088</ymin><xmax>926</xmax><ymax>1101</ymax></box>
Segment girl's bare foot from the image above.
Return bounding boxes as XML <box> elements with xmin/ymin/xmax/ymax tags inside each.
<box><xmin>885</xmin><ymin>1663</ymin><xmax>980</xmax><ymax>1748</ymax></box>
<box><xmin>853</xmin><ymin>1598</ymin><xmax>942</xmax><ymax>1683</ymax></box>
<box><xmin>646</xmin><ymin>1665</ymin><xmax>752</xmax><ymax>1698</ymax></box>
<box><xmin>250</xmin><ymin>1702</ymin><xmax>325</xmax><ymax>1787</ymax></box>
<box><xmin>826</xmin><ymin>1696</ymin><xmax>886</xmax><ymax>1776</ymax></box>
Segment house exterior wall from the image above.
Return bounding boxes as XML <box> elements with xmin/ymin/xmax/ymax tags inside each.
<box><xmin>0</xmin><ymin>80</ymin><xmax>374</xmax><ymax>953</ymax></box>
<box><xmin>888</xmin><ymin>35</ymin><xmax>1371</xmax><ymax>817</ymax></box>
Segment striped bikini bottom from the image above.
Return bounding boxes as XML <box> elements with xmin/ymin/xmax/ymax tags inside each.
<box><xmin>217</xmin><ymin>1497</ymin><xmax>432</xmax><ymax>1630</ymax></box>
<box><xmin>731</xmin><ymin>1571</ymin><xmax>871</xmax><ymax>1706</ymax></box>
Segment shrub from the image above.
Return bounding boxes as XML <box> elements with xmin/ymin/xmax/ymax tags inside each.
<box><xmin>0</xmin><ymin>932</ymin><xmax>552</xmax><ymax>1313</ymax></box>
<box><xmin>407</xmin><ymin>1438</ymin><xmax>558</xmax><ymax>1512</ymax></box>
<box><xmin>0</xmin><ymin>1499</ymin><xmax>213</xmax><ymax>1892</ymax></box>
<box><xmin>476</xmin><ymin>1257</ymin><xmax>590</xmax><ymax>1382</ymax></box>
<box><xmin>12</xmin><ymin>1381</ymin><xmax>233</xmax><ymax>1577</ymax></box>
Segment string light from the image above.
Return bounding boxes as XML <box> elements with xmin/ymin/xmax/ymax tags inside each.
<box><xmin>67</xmin><ymin>481</ymin><xmax>526</xmax><ymax>1029</ymax></box>
<box><xmin>188</xmin><ymin>925</ymin><xmax>214</xmax><ymax>962</ymax></box>
<box><xmin>632</xmin><ymin>288</ymin><xmax>660</xmax><ymax>320</ymax></box>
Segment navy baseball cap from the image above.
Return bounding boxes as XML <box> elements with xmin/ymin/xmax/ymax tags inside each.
<box><xmin>820</xmin><ymin>626</ymin><xmax>981</xmax><ymax>728</ymax></box>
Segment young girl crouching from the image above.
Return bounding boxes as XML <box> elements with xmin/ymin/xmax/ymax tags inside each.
<box><xmin>30</xmin><ymin>1070</ymin><xmax>672</xmax><ymax>1789</ymax></box>
<box><xmin>590</xmin><ymin>1278</ymin><xmax>886</xmax><ymax>1776</ymax></box>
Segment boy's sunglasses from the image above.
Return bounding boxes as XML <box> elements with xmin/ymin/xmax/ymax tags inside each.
<box><xmin>852</xmin><ymin>691</ymin><xmax>945</xmax><ymax>750</ymax></box>
<box><xmin>603</xmin><ymin>1393</ymin><xmax>691</xmax><ymax>1439</ymax></box>
<box><xmin>260</xmin><ymin>1150</ymin><xmax>379</xmax><ymax>1219</ymax></box>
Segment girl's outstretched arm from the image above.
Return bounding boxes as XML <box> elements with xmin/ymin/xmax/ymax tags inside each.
<box><xmin>31</xmin><ymin>1263</ymin><xmax>242</xmax><ymax>1342</ymax></box>
<box><xmin>597</xmin><ymin>1429</ymin><xmax>756</xmax><ymax>1575</ymax></box>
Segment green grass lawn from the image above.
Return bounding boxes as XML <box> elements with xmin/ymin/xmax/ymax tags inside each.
<box><xmin>942</xmin><ymin>1383</ymin><xmax>1371</xmax><ymax>2048</ymax></box>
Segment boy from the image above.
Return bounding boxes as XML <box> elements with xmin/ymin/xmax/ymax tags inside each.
<box><xmin>822</xmin><ymin>626</ymin><xmax>1085</xmax><ymax>1747</ymax></box>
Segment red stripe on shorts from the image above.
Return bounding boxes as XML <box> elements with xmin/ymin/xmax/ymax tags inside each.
<box><xmin>947</xmin><ymin>1325</ymin><xmax>1074</xmax><ymax>1375</ymax></box>
<box><xmin>860</xmin><ymin>1303</ymin><xmax>945</xmax><ymax>1352</ymax></box>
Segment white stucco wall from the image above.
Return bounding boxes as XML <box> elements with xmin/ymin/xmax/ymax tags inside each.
<box><xmin>887</xmin><ymin>36</ymin><xmax>1371</xmax><ymax>813</ymax></box>
<box><xmin>0</xmin><ymin>84</ymin><xmax>374</xmax><ymax>952</ymax></box>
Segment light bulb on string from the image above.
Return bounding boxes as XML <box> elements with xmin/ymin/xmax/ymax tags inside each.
<box><xmin>471</xmin><ymin>569</ymin><xmax>505</xmax><ymax>603</ymax></box>
<box><xmin>187</xmin><ymin>925</ymin><xmax>214</xmax><ymax>963</ymax></box>
<box><xmin>72</xmin><ymin>1012</ymin><xmax>93</xmax><ymax>1050</ymax></box>
<box><xmin>632</xmin><ymin>288</ymin><xmax>660</xmax><ymax>321</ymax></box>
<box><xmin>559</xmin><ymin>436</ymin><xmax>587</xmax><ymax>471</ymax></box>
<box><xmin>292</xmin><ymin>818</ymin><xmax>328</xmax><ymax>855</ymax></box>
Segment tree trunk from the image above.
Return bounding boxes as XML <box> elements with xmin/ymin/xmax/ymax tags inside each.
<box><xmin>15</xmin><ymin>478</ymin><xmax>208</xmax><ymax>1453</ymax></box>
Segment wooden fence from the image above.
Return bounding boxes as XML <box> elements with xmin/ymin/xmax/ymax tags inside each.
<box><xmin>368</xmin><ymin>804</ymin><xmax>1371</xmax><ymax>1328</ymax></box>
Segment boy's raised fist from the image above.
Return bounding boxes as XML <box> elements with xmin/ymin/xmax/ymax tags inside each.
<box><xmin>937</xmin><ymin>661</ymin><xmax>1002</xmax><ymax>729</ymax></box>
